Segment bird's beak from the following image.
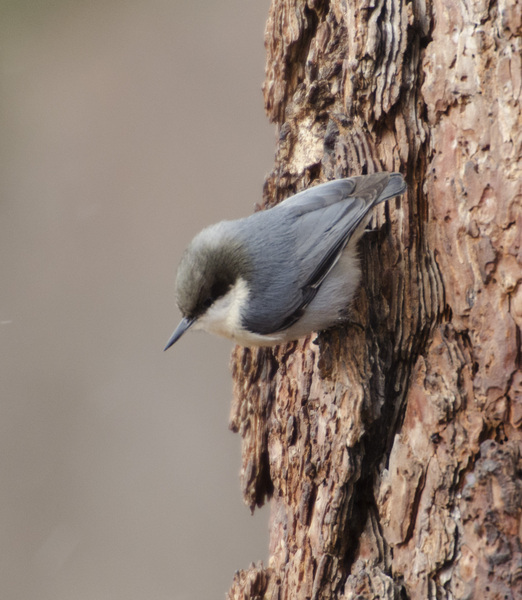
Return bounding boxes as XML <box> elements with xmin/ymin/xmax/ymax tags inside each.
<box><xmin>164</xmin><ymin>317</ymin><xmax>195</xmax><ymax>351</ymax></box>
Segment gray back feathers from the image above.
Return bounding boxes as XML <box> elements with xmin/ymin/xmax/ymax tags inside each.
<box><xmin>239</xmin><ymin>173</ymin><xmax>406</xmax><ymax>334</ymax></box>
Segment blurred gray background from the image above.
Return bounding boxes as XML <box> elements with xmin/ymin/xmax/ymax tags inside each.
<box><xmin>0</xmin><ymin>1</ymin><xmax>273</xmax><ymax>598</ymax></box>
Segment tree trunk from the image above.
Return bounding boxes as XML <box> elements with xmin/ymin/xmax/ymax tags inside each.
<box><xmin>227</xmin><ymin>1</ymin><xmax>522</xmax><ymax>599</ymax></box>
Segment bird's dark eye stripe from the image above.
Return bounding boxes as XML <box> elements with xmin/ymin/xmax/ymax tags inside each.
<box><xmin>210</xmin><ymin>281</ymin><xmax>232</xmax><ymax>300</ymax></box>
<box><xmin>197</xmin><ymin>281</ymin><xmax>233</xmax><ymax>315</ymax></box>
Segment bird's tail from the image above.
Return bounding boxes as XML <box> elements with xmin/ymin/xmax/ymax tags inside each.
<box><xmin>348</xmin><ymin>172</ymin><xmax>407</xmax><ymax>206</ymax></box>
<box><xmin>376</xmin><ymin>172</ymin><xmax>407</xmax><ymax>203</ymax></box>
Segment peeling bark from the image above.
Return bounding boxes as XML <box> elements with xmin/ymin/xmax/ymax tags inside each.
<box><xmin>228</xmin><ymin>1</ymin><xmax>522</xmax><ymax>599</ymax></box>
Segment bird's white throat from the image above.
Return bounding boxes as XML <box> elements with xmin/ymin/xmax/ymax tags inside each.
<box><xmin>193</xmin><ymin>277</ymin><xmax>281</xmax><ymax>345</ymax></box>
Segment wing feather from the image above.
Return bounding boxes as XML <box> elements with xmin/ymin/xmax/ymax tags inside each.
<box><xmin>242</xmin><ymin>173</ymin><xmax>406</xmax><ymax>335</ymax></box>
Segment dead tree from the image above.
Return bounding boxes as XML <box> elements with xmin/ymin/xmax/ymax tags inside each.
<box><xmin>227</xmin><ymin>1</ymin><xmax>522</xmax><ymax>598</ymax></box>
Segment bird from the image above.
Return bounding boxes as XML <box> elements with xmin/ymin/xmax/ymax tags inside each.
<box><xmin>164</xmin><ymin>172</ymin><xmax>406</xmax><ymax>350</ymax></box>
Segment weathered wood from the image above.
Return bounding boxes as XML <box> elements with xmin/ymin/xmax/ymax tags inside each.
<box><xmin>228</xmin><ymin>1</ymin><xmax>522</xmax><ymax>598</ymax></box>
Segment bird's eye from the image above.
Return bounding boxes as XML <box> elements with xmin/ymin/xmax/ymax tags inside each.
<box><xmin>210</xmin><ymin>281</ymin><xmax>230</xmax><ymax>300</ymax></box>
<box><xmin>199</xmin><ymin>281</ymin><xmax>231</xmax><ymax>314</ymax></box>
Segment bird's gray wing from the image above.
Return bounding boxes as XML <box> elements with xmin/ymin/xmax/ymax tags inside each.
<box><xmin>242</xmin><ymin>174</ymin><xmax>405</xmax><ymax>335</ymax></box>
<box><xmin>277</xmin><ymin>178</ymin><xmax>357</xmax><ymax>211</ymax></box>
<box><xmin>281</xmin><ymin>174</ymin><xmax>405</xmax><ymax>292</ymax></box>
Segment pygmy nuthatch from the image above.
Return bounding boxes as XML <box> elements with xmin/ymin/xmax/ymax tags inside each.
<box><xmin>165</xmin><ymin>172</ymin><xmax>406</xmax><ymax>349</ymax></box>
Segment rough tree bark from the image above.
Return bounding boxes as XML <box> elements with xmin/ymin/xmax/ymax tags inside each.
<box><xmin>227</xmin><ymin>1</ymin><xmax>521</xmax><ymax>599</ymax></box>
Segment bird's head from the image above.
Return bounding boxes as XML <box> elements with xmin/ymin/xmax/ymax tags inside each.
<box><xmin>164</xmin><ymin>223</ymin><xmax>251</xmax><ymax>349</ymax></box>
